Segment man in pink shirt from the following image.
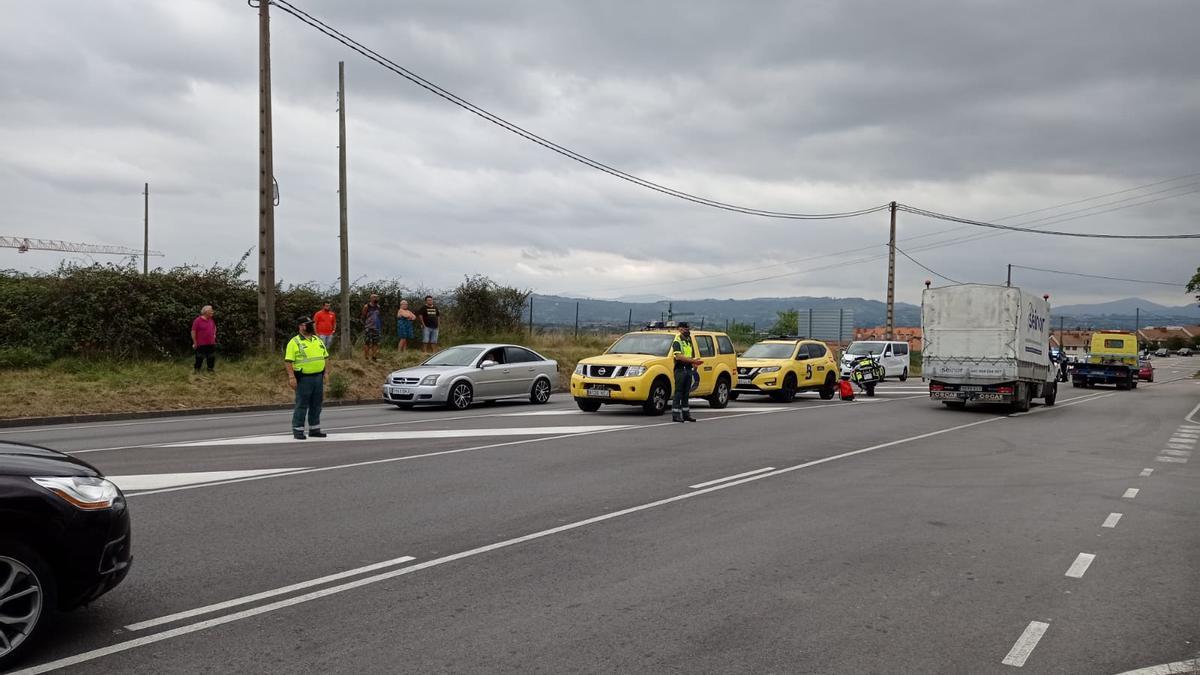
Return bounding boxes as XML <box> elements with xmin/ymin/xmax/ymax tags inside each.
<box><xmin>191</xmin><ymin>305</ymin><xmax>217</xmax><ymax>374</ymax></box>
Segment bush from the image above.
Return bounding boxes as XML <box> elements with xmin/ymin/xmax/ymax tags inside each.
<box><xmin>449</xmin><ymin>274</ymin><xmax>530</xmax><ymax>337</ymax></box>
<box><xmin>326</xmin><ymin>372</ymin><xmax>350</xmax><ymax>399</ymax></box>
<box><xmin>0</xmin><ymin>347</ymin><xmax>53</xmax><ymax>370</ymax></box>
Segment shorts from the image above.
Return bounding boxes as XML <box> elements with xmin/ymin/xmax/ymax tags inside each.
<box><xmin>396</xmin><ymin>318</ymin><xmax>414</xmax><ymax>340</ymax></box>
<box><xmin>423</xmin><ymin>326</ymin><xmax>439</xmax><ymax>344</ymax></box>
<box><xmin>364</xmin><ymin>328</ymin><xmax>380</xmax><ymax>346</ymax></box>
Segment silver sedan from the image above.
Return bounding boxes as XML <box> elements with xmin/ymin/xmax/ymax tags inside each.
<box><xmin>383</xmin><ymin>343</ymin><xmax>558</xmax><ymax>410</ymax></box>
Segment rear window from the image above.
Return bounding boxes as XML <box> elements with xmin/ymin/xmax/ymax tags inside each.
<box><xmin>894</xmin><ymin>344</ymin><xmax>908</xmax><ymax>356</ymax></box>
<box><xmin>806</xmin><ymin>343</ymin><xmax>828</xmax><ymax>358</ymax></box>
<box><xmin>696</xmin><ymin>335</ymin><xmax>715</xmax><ymax>358</ymax></box>
<box><xmin>717</xmin><ymin>336</ymin><xmax>735</xmax><ymax>354</ymax></box>
<box><xmin>1103</xmin><ymin>339</ymin><xmax>1127</xmax><ymax>349</ymax></box>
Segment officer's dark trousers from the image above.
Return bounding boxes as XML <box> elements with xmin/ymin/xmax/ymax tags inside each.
<box><xmin>672</xmin><ymin>366</ymin><xmax>693</xmax><ymax>416</ymax></box>
<box><xmin>292</xmin><ymin>372</ymin><xmax>324</xmax><ymax>431</ymax></box>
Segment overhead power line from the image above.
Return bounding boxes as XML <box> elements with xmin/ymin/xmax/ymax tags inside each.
<box><xmin>1008</xmin><ymin>264</ymin><xmax>1187</xmax><ymax>288</ymax></box>
<box><xmin>896</xmin><ymin>202</ymin><xmax>1200</xmax><ymax>240</ymax></box>
<box><xmin>895</xmin><ymin>247</ymin><xmax>962</xmax><ymax>284</ymax></box>
<box><xmin>270</xmin><ymin>0</ymin><xmax>889</xmax><ymax>221</ymax></box>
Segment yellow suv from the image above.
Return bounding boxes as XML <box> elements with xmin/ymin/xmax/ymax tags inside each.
<box><xmin>570</xmin><ymin>328</ymin><xmax>738</xmax><ymax>415</ymax></box>
<box><xmin>733</xmin><ymin>337</ymin><xmax>839</xmax><ymax>402</ymax></box>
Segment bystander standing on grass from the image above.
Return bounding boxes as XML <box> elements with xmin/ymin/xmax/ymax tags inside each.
<box><xmin>361</xmin><ymin>294</ymin><xmax>382</xmax><ymax>361</ymax></box>
<box><xmin>416</xmin><ymin>295</ymin><xmax>440</xmax><ymax>354</ymax></box>
<box><xmin>314</xmin><ymin>301</ymin><xmax>337</xmax><ymax>350</ymax></box>
<box><xmin>190</xmin><ymin>305</ymin><xmax>217</xmax><ymax>375</ymax></box>
<box><xmin>396</xmin><ymin>300</ymin><xmax>416</xmax><ymax>352</ymax></box>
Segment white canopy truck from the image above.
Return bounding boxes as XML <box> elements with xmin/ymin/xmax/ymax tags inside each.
<box><xmin>922</xmin><ymin>284</ymin><xmax>1058</xmax><ymax>411</ymax></box>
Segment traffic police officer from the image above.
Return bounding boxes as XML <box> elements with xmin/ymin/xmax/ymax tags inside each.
<box><xmin>671</xmin><ymin>322</ymin><xmax>703</xmax><ymax>422</ymax></box>
<box><xmin>285</xmin><ymin>315</ymin><xmax>330</xmax><ymax>439</ymax></box>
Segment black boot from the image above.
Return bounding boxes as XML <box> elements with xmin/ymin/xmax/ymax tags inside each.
<box><xmin>672</xmin><ymin>412</ymin><xmax>684</xmax><ymax>422</ymax></box>
<box><xmin>308</xmin><ymin>429</ymin><xmax>327</xmax><ymax>438</ymax></box>
<box><xmin>683</xmin><ymin>413</ymin><xmax>698</xmax><ymax>422</ymax></box>
<box><xmin>293</xmin><ymin>431</ymin><xmax>307</xmax><ymax>440</ymax></box>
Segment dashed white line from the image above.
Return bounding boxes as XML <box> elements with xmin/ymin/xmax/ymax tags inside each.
<box><xmin>1065</xmin><ymin>552</ymin><xmax>1096</xmax><ymax>578</ymax></box>
<box><xmin>1161</xmin><ymin>449</ymin><xmax>1192</xmax><ymax>457</ymax></box>
<box><xmin>1139</xmin><ymin>468</ymin><xmax>1154</xmax><ymax>477</ymax></box>
<box><xmin>1123</xmin><ymin>488</ymin><xmax>1140</xmax><ymax>499</ymax></box>
<box><xmin>1156</xmin><ymin>456</ymin><xmax>1188</xmax><ymax>464</ymax></box>
<box><xmin>688</xmin><ymin>467</ymin><xmax>775</xmax><ymax>489</ymax></box>
<box><xmin>1166</xmin><ymin>443</ymin><xmax>1194</xmax><ymax>451</ymax></box>
<box><xmin>1001</xmin><ymin>620</ymin><xmax>1049</xmax><ymax>667</ymax></box>
<box><xmin>1102</xmin><ymin>513</ymin><xmax>1122</xmax><ymax>528</ymax></box>
<box><xmin>1115</xmin><ymin>657</ymin><xmax>1200</xmax><ymax>675</ymax></box>
<box><xmin>124</xmin><ymin>555</ymin><xmax>416</xmax><ymax>631</ymax></box>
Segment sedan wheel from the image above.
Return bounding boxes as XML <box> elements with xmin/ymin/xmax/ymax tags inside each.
<box><xmin>530</xmin><ymin>378</ymin><xmax>552</xmax><ymax>404</ymax></box>
<box><xmin>0</xmin><ymin>550</ymin><xmax>49</xmax><ymax>667</ymax></box>
<box><xmin>447</xmin><ymin>382</ymin><xmax>473</xmax><ymax>410</ymax></box>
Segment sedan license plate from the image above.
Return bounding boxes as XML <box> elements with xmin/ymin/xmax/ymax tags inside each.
<box><xmin>392</xmin><ymin>387</ymin><xmax>411</xmax><ymax>395</ymax></box>
<box><xmin>586</xmin><ymin>388</ymin><xmax>611</xmax><ymax>398</ymax></box>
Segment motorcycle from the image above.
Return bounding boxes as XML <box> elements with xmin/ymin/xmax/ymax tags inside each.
<box><xmin>847</xmin><ymin>354</ymin><xmax>885</xmax><ymax>397</ymax></box>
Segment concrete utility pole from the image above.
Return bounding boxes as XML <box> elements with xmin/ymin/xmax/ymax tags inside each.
<box><xmin>1006</xmin><ymin>263</ymin><xmax>1012</xmax><ymax>287</ymax></box>
<box><xmin>257</xmin><ymin>0</ymin><xmax>277</xmax><ymax>351</ymax></box>
<box><xmin>885</xmin><ymin>201</ymin><xmax>897</xmax><ymax>340</ymax></box>
<box><xmin>337</xmin><ymin>61</ymin><xmax>352</xmax><ymax>357</ymax></box>
<box><xmin>143</xmin><ymin>182</ymin><xmax>149</xmax><ymax>275</ymax></box>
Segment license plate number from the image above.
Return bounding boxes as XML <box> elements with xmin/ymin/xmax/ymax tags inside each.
<box><xmin>738</xmin><ymin>378</ymin><xmax>752</xmax><ymax>385</ymax></box>
<box><xmin>392</xmin><ymin>387</ymin><xmax>411</xmax><ymax>395</ymax></box>
<box><xmin>960</xmin><ymin>385</ymin><xmax>982</xmax><ymax>391</ymax></box>
<box><xmin>586</xmin><ymin>389</ymin><xmax>611</xmax><ymax>398</ymax></box>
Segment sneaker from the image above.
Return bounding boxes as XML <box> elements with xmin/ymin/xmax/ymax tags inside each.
<box><xmin>293</xmin><ymin>431</ymin><xmax>306</xmax><ymax>440</ymax></box>
<box><xmin>308</xmin><ymin>429</ymin><xmax>328</xmax><ymax>438</ymax></box>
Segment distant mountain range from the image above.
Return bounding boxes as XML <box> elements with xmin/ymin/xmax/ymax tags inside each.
<box><xmin>528</xmin><ymin>294</ymin><xmax>1199</xmax><ymax>332</ymax></box>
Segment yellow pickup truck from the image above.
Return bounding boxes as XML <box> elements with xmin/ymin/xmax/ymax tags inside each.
<box><xmin>1072</xmin><ymin>331</ymin><xmax>1139</xmax><ymax>390</ymax></box>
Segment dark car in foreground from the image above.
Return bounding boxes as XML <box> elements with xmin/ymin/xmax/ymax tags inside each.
<box><xmin>0</xmin><ymin>442</ymin><xmax>131</xmax><ymax>668</ymax></box>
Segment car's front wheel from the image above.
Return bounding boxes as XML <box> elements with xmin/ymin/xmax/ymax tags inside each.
<box><xmin>708</xmin><ymin>376</ymin><xmax>731</xmax><ymax>408</ymax></box>
<box><xmin>899</xmin><ymin>367</ymin><xmax>908</xmax><ymax>382</ymax></box>
<box><xmin>642</xmin><ymin>380</ymin><xmax>670</xmax><ymax>416</ymax></box>
<box><xmin>446</xmin><ymin>381</ymin><xmax>473</xmax><ymax>410</ymax></box>
<box><xmin>0</xmin><ymin>543</ymin><xmax>54</xmax><ymax>670</ymax></box>
<box><xmin>575</xmin><ymin>398</ymin><xmax>602</xmax><ymax>412</ymax></box>
<box><xmin>819</xmin><ymin>373</ymin><xmax>836</xmax><ymax>400</ymax></box>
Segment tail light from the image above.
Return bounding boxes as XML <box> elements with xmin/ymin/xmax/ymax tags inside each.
<box><xmin>997</xmin><ymin>386</ymin><xmax>1014</xmax><ymax>394</ymax></box>
<box><xmin>929</xmin><ymin>384</ymin><xmax>944</xmax><ymax>391</ymax></box>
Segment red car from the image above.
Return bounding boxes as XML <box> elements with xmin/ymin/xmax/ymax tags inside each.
<box><xmin>1138</xmin><ymin>360</ymin><xmax>1154</xmax><ymax>382</ymax></box>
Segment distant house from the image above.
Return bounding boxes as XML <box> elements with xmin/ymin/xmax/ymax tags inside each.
<box><xmin>1136</xmin><ymin>325</ymin><xmax>1195</xmax><ymax>347</ymax></box>
<box><xmin>1050</xmin><ymin>330</ymin><xmax>1091</xmax><ymax>355</ymax></box>
<box><xmin>853</xmin><ymin>326</ymin><xmax>923</xmax><ymax>352</ymax></box>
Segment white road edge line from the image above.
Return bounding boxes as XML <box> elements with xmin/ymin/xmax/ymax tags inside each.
<box><xmin>14</xmin><ymin>413</ymin><xmax>1008</xmax><ymax>674</ymax></box>
<box><xmin>1065</xmin><ymin>552</ymin><xmax>1096</xmax><ymax>578</ymax></box>
<box><xmin>1123</xmin><ymin>488</ymin><xmax>1139</xmax><ymax>499</ymax></box>
<box><xmin>1102</xmin><ymin>513</ymin><xmax>1122</xmax><ymax>528</ymax></box>
<box><xmin>1001</xmin><ymin>620</ymin><xmax>1049</xmax><ymax>667</ymax></box>
<box><xmin>1114</xmin><ymin>657</ymin><xmax>1200</xmax><ymax>675</ymax></box>
<box><xmin>688</xmin><ymin>467</ymin><xmax>775</xmax><ymax>489</ymax></box>
<box><xmin>124</xmin><ymin>556</ymin><xmax>416</xmax><ymax>631</ymax></box>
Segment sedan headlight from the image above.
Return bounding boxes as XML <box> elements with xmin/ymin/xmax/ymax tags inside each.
<box><xmin>32</xmin><ymin>476</ymin><xmax>120</xmax><ymax>510</ymax></box>
<box><xmin>419</xmin><ymin>374</ymin><xmax>440</xmax><ymax>386</ymax></box>
<box><xmin>624</xmin><ymin>366</ymin><xmax>647</xmax><ymax>377</ymax></box>
<box><xmin>574</xmin><ymin>364</ymin><xmax>586</xmax><ymax>375</ymax></box>
<box><xmin>758</xmin><ymin>366</ymin><xmax>781</xmax><ymax>373</ymax></box>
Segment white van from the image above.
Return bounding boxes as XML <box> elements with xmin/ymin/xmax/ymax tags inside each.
<box><xmin>840</xmin><ymin>340</ymin><xmax>912</xmax><ymax>381</ymax></box>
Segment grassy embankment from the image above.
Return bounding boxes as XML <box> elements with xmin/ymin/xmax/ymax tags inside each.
<box><xmin>0</xmin><ymin>333</ymin><xmax>615</xmax><ymax>420</ymax></box>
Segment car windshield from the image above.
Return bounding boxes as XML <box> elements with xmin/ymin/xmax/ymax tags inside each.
<box><xmin>742</xmin><ymin>343</ymin><xmax>795</xmax><ymax>359</ymax></box>
<box><xmin>846</xmin><ymin>341</ymin><xmax>886</xmax><ymax>356</ymax></box>
<box><xmin>423</xmin><ymin>346</ymin><xmax>484</xmax><ymax>366</ymax></box>
<box><xmin>607</xmin><ymin>333</ymin><xmax>676</xmax><ymax>356</ymax></box>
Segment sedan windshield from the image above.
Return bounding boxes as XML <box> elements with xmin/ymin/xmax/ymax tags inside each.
<box><xmin>846</xmin><ymin>341</ymin><xmax>886</xmax><ymax>356</ymax></box>
<box><xmin>423</xmin><ymin>346</ymin><xmax>484</xmax><ymax>367</ymax></box>
<box><xmin>742</xmin><ymin>343</ymin><xmax>795</xmax><ymax>359</ymax></box>
<box><xmin>607</xmin><ymin>333</ymin><xmax>676</xmax><ymax>356</ymax></box>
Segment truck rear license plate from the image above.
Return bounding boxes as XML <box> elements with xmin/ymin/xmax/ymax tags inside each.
<box><xmin>960</xmin><ymin>385</ymin><xmax>982</xmax><ymax>391</ymax></box>
<box><xmin>586</xmin><ymin>389</ymin><xmax>611</xmax><ymax>398</ymax></box>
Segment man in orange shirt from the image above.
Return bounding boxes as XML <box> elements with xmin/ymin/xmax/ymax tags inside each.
<box><xmin>314</xmin><ymin>301</ymin><xmax>337</xmax><ymax>350</ymax></box>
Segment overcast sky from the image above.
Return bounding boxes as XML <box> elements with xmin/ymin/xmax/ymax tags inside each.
<box><xmin>2</xmin><ymin>0</ymin><xmax>1198</xmax><ymax>310</ymax></box>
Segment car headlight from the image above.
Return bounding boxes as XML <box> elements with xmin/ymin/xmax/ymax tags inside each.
<box><xmin>32</xmin><ymin>476</ymin><xmax>120</xmax><ymax>510</ymax></box>
<box><xmin>574</xmin><ymin>364</ymin><xmax>585</xmax><ymax>375</ymax></box>
<box><xmin>759</xmin><ymin>366</ymin><xmax>781</xmax><ymax>373</ymax></box>
<box><xmin>625</xmin><ymin>366</ymin><xmax>647</xmax><ymax>377</ymax></box>
<box><xmin>419</xmin><ymin>374</ymin><xmax>440</xmax><ymax>386</ymax></box>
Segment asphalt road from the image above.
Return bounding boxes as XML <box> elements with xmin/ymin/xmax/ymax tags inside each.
<box><xmin>5</xmin><ymin>358</ymin><xmax>1199</xmax><ymax>674</ymax></box>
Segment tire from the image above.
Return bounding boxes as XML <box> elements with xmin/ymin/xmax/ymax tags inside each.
<box><xmin>1131</xmin><ymin>379</ymin><xmax>1138</xmax><ymax>389</ymax></box>
<box><xmin>446</xmin><ymin>381</ymin><xmax>473</xmax><ymax>410</ymax></box>
<box><xmin>770</xmin><ymin>375</ymin><xmax>797</xmax><ymax>403</ymax></box>
<box><xmin>394</xmin><ymin>404</ymin><xmax>413</xmax><ymax>410</ymax></box>
<box><xmin>642</xmin><ymin>379</ymin><xmax>670</xmax><ymax>416</ymax></box>
<box><xmin>0</xmin><ymin>542</ymin><xmax>55</xmax><ymax>671</ymax></box>
<box><xmin>575</xmin><ymin>398</ymin><xmax>602</xmax><ymax>412</ymax></box>
<box><xmin>899</xmin><ymin>368</ymin><xmax>909</xmax><ymax>382</ymax></box>
<box><xmin>529</xmin><ymin>378</ymin><xmax>552</xmax><ymax>404</ymax></box>
<box><xmin>819</xmin><ymin>374</ymin><xmax>836</xmax><ymax>400</ymax></box>
<box><xmin>943</xmin><ymin>400</ymin><xmax>966</xmax><ymax>409</ymax></box>
<box><xmin>865</xmin><ymin>382</ymin><xmax>876</xmax><ymax>397</ymax></box>
<box><xmin>728</xmin><ymin>391</ymin><xmax>740</xmax><ymax>401</ymax></box>
<box><xmin>1044</xmin><ymin>382</ymin><xmax>1057</xmax><ymax>406</ymax></box>
<box><xmin>707</xmin><ymin>376</ymin><xmax>731</xmax><ymax>409</ymax></box>
<box><xmin>1071</xmin><ymin>379</ymin><xmax>1081</xmax><ymax>388</ymax></box>
<box><xmin>1014</xmin><ymin>383</ymin><xmax>1032</xmax><ymax>412</ymax></box>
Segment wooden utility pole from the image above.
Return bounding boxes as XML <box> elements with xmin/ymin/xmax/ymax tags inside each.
<box><xmin>143</xmin><ymin>182</ymin><xmax>149</xmax><ymax>275</ymax></box>
<box><xmin>1006</xmin><ymin>263</ymin><xmax>1012</xmax><ymax>287</ymax></box>
<box><xmin>337</xmin><ymin>61</ymin><xmax>351</xmax><ymax>357</ymax></box>
<box><xmin>257</xmin><ymin>0</ymin><xmax>277</xmax><ymax>351</ymax></box>
<box><xmin>884</xmin><ymin>201</ymin><xmax>897</xmax><ymax>340</ymax></box>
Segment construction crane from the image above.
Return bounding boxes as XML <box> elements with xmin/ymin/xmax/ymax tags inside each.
<box><xmin>0</xmin><ymin>236</ymin><xmax>163</xmax><ymax>258</ymax></box>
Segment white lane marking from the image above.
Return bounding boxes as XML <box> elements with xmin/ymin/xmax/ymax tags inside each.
<box><xmin>1065</xmin><ymin>552</ymin><xmax>1096</xmax><ymax>578</ymax></box>
<box><xmin>1140</xmin><ymin>468</ymin><xmax>1154</xmax><ymax>477</ymax></box>
<box><xmin>1162</xmin><ymin>448</ymin><xmax>1192</xmax><ymax>457</ymax></box>
<box><xmin>1156</xmin><ymin>456</ymin><xmax>1188</xmax><ymax>464</ymax></box>
<box><xmin>1123</xmin><ymin>488</ymin><xmax>1140</xmax><ymax>499</ymax></box>
<box><xmin>107</xmin><ymin>469</ymin><xmax>307</xmax><ymax>492</ymax></box>
<box><xmin>125</xmin><ymin>555</ymin><xmax>416</xmax><ymax>632</ymax></box>
<box><xmin>1102</xmin><ymin>513</ymin><xmax>1122</xmax><ymax>528</ymax></box>
<box><xmin>1001</xmin><ymin>620</ymin><xmax>1049</xmax><ymax>667</ymax></box>
<box><xmin>17</xmin><ymin>412</ymin><xmax>1007</xmax><ymax>673</ymax></box>
<box><xmin>495</xmin><ymin>410</ymin><xmax>583</xmax><ymax>416</ymax></box>
<box><xmin>688</xmin><ymin>467</ymin><xmax>775</xmax><ymax>489</ymax></box>
<box><xmin>161</xmin><ymin>425</ymin><xmax>635</xmax><ymax>447</ymax></box>
<box><xmin>1115</xmin><ymin>657</ymin><xmax>1200</xmax><ymax>675</ymax></box>
<box><xmin>1173</xmin><ymin>430</ymin><xmax>1199</xmax><ymax>437</ymax></box>
<box><xmin>1166</xmin><ymin>442</ymin><xmax>1195</xmax><ymax>450</ymax></box>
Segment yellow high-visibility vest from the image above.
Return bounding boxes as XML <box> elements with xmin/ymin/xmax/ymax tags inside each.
<box><xmin>285</xmin><ymin>335</ymin><xmax>328</xmax><ymax>374</ymax></box>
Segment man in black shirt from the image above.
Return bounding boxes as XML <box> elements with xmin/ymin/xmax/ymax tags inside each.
<box><xmin>416</xmin><ymin>295</ymin><xmax>440</xmax><ymax>353</ymax></box>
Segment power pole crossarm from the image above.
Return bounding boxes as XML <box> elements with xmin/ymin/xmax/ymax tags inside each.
<box><xmin>1</xmin><ymin>236</ymin><xmax>163</xmax><ymax>257</ymax></box>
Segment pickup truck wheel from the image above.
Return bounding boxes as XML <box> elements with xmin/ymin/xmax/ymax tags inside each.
<box><xmin>575</xmin><ymin>398</ymin><xmax>602</xmax><ymax>413</ymax></box>
<box><xmin>1014</xmin><ymin>384</ymin><xmax>1032</xmax><ymax>412</ymax></box>
<box><xmin>1044</xmin><ymin>382</ymin><xmax>1057</xmax><ymax>406</ymax></box>
<box><xmin>707</xmin><ymin>376</ymin><xmax>731</xmax><ymax>409</ymax></box>
<box><xmin>899</xmin><ymin>368</ymin><xmax>908</xmax><ymax>382</ymax></box>
<box><xmin>642</xmin><ymin>380</ymin><xmax>670</xmax><ymax>416</ymax></box>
